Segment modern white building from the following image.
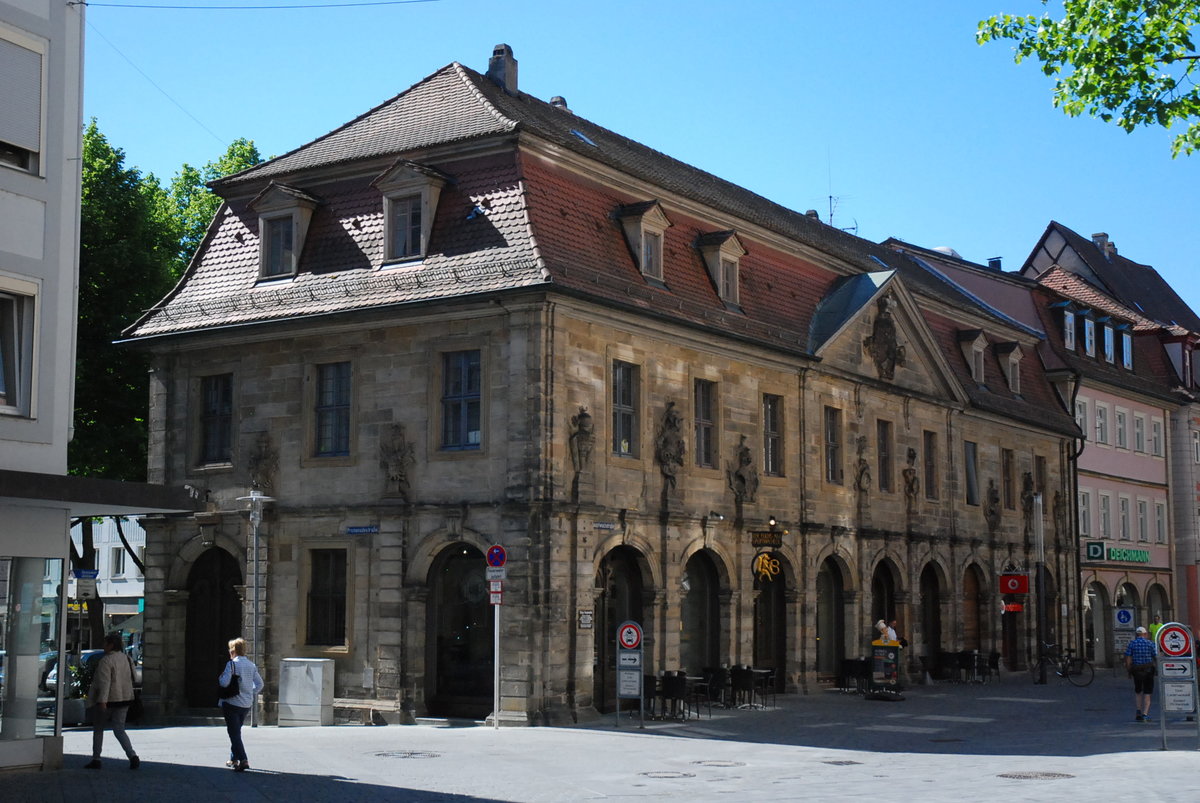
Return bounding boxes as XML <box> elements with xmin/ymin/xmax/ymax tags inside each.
<box><xmin>0</xmin><ymin>0</ymin><xmax>191</xmax><ymax>771</ymax></box>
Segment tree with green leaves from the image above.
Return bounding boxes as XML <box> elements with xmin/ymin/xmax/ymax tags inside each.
<box><xmin>167</xmin><ymin>138</ymin><xmax>262</xmax><ymax>267</ymax></box>
<box><xmin>73</xmin><ymin>120</ymin><xmax>181</xmax><ymax>481</ymax></box>
<box><xmin>978</xmin><ymin>0</ymin><xmax>1200</xmax><ymax>157</ymax></box>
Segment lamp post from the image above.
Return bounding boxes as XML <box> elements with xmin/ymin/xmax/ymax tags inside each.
<box><xmin>1033</xmin><ymin>493</ymin><xmax>1048</xmax><ymax>685</ymax></box>
<box><xmin>237</xmin><ymin>489</ymin><xmax>274</xmax><ymax>726</ymax></box>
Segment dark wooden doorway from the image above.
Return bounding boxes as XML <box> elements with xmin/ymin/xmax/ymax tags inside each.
<box><xmin>593</xmin><ymin>546</ymin><xmax>645</xmax><ymax>713</ymax></box>
<box><xmin>184</xmin><ymin>548</ymin><xmax>242</xmax><ymax>708</ymax></box>
<box><xmin>426</xmin><ymin>544</ymin><xmax>492</xmax><ymax>719</ymax></box>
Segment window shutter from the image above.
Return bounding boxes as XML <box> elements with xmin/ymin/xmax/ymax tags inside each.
<box><xmin>0</xmin><ymin>38</ymin><xmax>42</xmax><ymax>152</ymax></box>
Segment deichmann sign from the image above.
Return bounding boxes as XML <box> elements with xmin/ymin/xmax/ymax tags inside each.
<box><xmin>1085</xmin><ymin>541</ymin><xmax>1151</xmax><ymax>563</ymax></box>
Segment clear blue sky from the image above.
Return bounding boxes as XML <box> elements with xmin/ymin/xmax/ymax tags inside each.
<box><xmin>83</xmin><ymin>1</ymin><xmax>1199</xmax><ymax>313</ymax></box>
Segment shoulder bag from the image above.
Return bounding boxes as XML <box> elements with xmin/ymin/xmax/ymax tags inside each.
<box><xmin>219</xmin><ymin>660</ymin><xmax>241</xmax><ymax>699</ymax></box>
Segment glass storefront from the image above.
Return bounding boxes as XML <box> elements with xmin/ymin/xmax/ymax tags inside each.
<box><xmin>0</xmin><ymin>557</ymin><xmax>64</xmax><ymax>742</ymax></box>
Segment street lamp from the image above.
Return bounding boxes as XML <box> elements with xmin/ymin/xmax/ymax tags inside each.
<box><xmin>1033</xmin><ymin>493</ymin><xmax>1047</xmax><ymax>685</ymax></box>
<box><xmin>236</xmin><ymin>488</ymin><xmax>274</xmax><ymax>726</ymax></box>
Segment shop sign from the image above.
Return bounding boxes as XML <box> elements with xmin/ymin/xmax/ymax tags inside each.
<box><xmin>751</xmin><ymin>531</ymin><xmax>784</xmax><ymax>549</ymax></box>
<box><xmin>1085</xmin><ymin>541</ymin><xmax>1105</xmax><ymax>560</ymax></box>
<box><xmin>1000</xmin><ymin>573</ymin><xmax>1028</xmax><ymax>594</ymax></box>
<box><xmin>1107</xmin><ymin>547</ymin><xmax>1151</xmax><ymax>563</ymax></box>
<box><xmin>1003</xmin><ymin>602</ymin><xmax>1024</xmax><ymax>613</ymax></box>
<box><xmin>753</xmin><ymin>551</ymin><xmax>781</xmax><ymax>582</ymax></box>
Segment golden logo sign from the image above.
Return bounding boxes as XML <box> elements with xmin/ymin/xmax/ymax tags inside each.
<box><xmin>754</xmin><ymin>552</ymin><xmax>781</xmax><ymax>582</ymax></box>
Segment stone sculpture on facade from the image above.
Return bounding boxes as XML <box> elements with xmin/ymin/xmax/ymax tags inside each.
<box><xmin>1020</xmin><ymin>471</ymin><xmax>1035</xmax><ymax>539</ymax></box>
<box><xmin>853</xmin><ymin>435</ymin><xmax>871</xmax><ymax>494</ymax></box>
<box><xmin>984</xmin><ymin>478</ymin><xmax>1001</xmax><ymax>536</ymax></box>
<box><xmin>655</xmin><ymin>401</ymin><xmax>686</xmax><ymax>489</ymax></box>
<box><xmin>246</xmin><ymin>431</ymin><xmax>277</xmax><ymax>492</ymax></box>
<box><xmin>902</xmin><ymin>447</ymin><xmax>919</xmax><ymax>516</ymax></box>
<box><xmin>569</xmin><ymin>406</ymin><xmax>595</xmax><ymax>474</ymax></box>
<box><xmin>380</xmin><ymin>422</ymin><xmax>416</xmax><ymax>501</ymax></box>
<box><xmin>726</xmin><ymin>434</ymin><xmax>759</xmax><ymax>503</ymax></box>
<box><xmin>863</xmin><ymin>294</ymin><xmax>906</xmax><ymax>380</ymax></box>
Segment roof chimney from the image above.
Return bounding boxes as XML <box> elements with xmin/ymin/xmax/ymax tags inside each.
<box><xmin>987</xmin><ymin>256</ymin><xmax>1002</xmax><ymax>271</ymax></box>
<box><xmin>487</xmin><ymin>44</ymin><xmax>518</xmax><ymax>94</ymax></box>
<box><xmin>805</xmin><ymin>209</ymin><xmax>820</xmax><ymax>221</ymax></box>
<box><xmin>550</xmin><ymin>96</ymin><xmax>571</xmax><ymax>113</ymax></box>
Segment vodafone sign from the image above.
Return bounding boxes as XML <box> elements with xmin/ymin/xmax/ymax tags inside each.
<box><xmin>1000</xmin><ymin>573</ymin><xmax>1029</xmax><ymax>595</ymax></box>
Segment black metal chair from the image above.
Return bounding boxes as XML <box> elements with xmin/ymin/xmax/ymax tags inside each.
<box><xmin>706</xmin><ymin>665</ymin><xmax>730</xmax><ymax>707</ymax></box>
<box><xmin>730</xmin><ymin>665</ymin><xmax>757</xmax><ymax>708</ymax></box>
<box><xmin>754</xmin><ymin>667</ymin><xmax>777</xmax><ymax>708</ymax></box>
<box><xmin>661</xmin><ymin>671</ymin><xmax>689</xmax><ymax>719</ymax></box>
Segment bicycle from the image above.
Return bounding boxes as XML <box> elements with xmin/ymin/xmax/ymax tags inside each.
<box><xmin>1029</xmin><ymin>642</ymin><xmax>1094</xmax><ymax>687</ymax></box>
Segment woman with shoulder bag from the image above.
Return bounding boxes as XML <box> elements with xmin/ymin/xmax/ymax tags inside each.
<box><xmin>218</xmin><ymin>637</ymin><xmax>264</xmax><ymax>772</ymax></box>
<box><xmin>84</xmin><ymin>633</ymin><xmax>140</xmax><ymax>770</ymax></box>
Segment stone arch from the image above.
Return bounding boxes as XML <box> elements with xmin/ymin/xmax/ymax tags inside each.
<box><xmin>679</xmin><ymin>536</ymin><xmax>734</xmax><ymax>588</ymax></box>
<box><xmin>406</xmin><ymin>526</ymin><xmax>490</xmax><ymax>586</ymax></box>
<box><xmin>167</xmin><ymin>531</ymin><xmax>242</xmax><ymax>591</ymax></box>
<box><xmin>591</xmin><ymin>530</ymin><xmax>661</xmax><ymax>591</ymax></box>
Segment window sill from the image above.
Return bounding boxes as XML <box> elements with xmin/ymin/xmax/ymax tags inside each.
<box><xmin>256</xmin><ymin>272</ymin><xmax>296</xmax><ymax>284</ymax></box>
<box><xmin>301</xmin><ymin>454</ymin><xmax>356</xmax><ymax>468</ymax></box>
<box><xmin>381</xmin><ymin>255</ymin><xmax>425</xmax><ymax>268</ymax></box>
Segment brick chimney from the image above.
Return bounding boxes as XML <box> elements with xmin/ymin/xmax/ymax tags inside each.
<box><xmin>487</xmin><ymin>44</ymin><xmax>518</xmax><ymax>94</ymax></box>
<box><xmin>1091</xmin><ymin>232</ymin><xmax>1117</xmax><ymax>260</ymax></box>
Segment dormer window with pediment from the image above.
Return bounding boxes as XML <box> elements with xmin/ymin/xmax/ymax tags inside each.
<box><xmin>958</xmin><ymin>330</ymin><xmax>988</xmax><ymax>384</ymax></box>
<box><xmin>372</xmin><ymin>160</ymin><xmax>448</xmax><ymax>264</ymax></box>
<box><xmin>249</xmin><ymin>183</ymin><xmax>319</xmax><ymax>280</ymax></box>
<box><xmin>994</xmin><ymin>342</ymin><xmax>1023</xmax><ymax>394</ymax></box>
<box><xmin>697</xmin><ymin>230</ymin><xmax>746</xmax><ymax>306</ymax></box>
<box><xmin>617</xmin><ymin>201</ymin><xmax>672</xmax><ymax>283</ymax></box>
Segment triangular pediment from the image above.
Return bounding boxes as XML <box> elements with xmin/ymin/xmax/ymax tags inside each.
<box><xmin>812</xmin><ymin>273</ymin><xmax>968</xmax><ymax>403</ymax></box>
<box><xmin>248</xmin><ymin>182</ymin><xmax>320</xmax><ymax>214</ymax></box>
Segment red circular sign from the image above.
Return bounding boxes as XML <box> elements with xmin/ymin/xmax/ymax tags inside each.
<box><xmin>486</xmin><ymin>545</ymin><xmax>507</xmax><ymax>567</ymax></box>
<box><xmin>617</xmin><ymin>622</ymin><xmax>642</xmax><ymax>650</ymax></box>
<box><xmin>1157</xmin><ymin>624</ymin><xmax>1192</xmax><ymax>658</ymax></box>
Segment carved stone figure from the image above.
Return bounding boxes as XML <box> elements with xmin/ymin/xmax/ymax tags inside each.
<box><xmin>853</xmin><ymin>435</ymin><xmax>871</xmax><ymax>493</ymax></box>
<box><xmin>655</xmin><ymin>401</ymin><xmax>686</xmax><ymax>489</ymax></box>
<box><xmin>863</xmin><ymin>295</ymin><xmax>906</xmax><ymax>380</ymax></box>
<box><xmin>1020</xmin><ymin>472</ymin><xmax>1035</xmax><ymax>538</ymax></box>
<box><xmin>984</xmin><ymin>478</ymin><xmax>1001</xmax><ymax>535</ymax></box>
<box><xmin>380</xmin><ymin>423</ymin><xmax>415</xmax><ymax>501</ymax></box>
<box><xmin>569</xmin><ymin>406</ymin><xmax>595</xmax><ymax>474</ymax></box>
<box><xmin>1053</xmin><ymin>490</ymin><xmax>1067</xmax><ymax>540</ymax></box>
<box><xmin>902</xmin><ymin>447</ymin><xmax>919</xmax><ymax>515</ymax></box>
<box><xmin>726</xmin><ymin>434</ymin><xmax>759</xmax><ymax>503</ymax></box>
<box><xmin>246</xmin><ymin>431</ymin><xmax>277</xmax><ymax>492</ymax></box>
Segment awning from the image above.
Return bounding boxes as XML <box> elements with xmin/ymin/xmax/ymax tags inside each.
<box><xmin>0</xmin><ymin>469</ymin><xmax>200</xmax><ymax>517</ymax></box>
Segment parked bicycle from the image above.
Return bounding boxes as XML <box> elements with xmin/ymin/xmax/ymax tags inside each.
<box><xmin>1029</xmin><ymin>642</ymin><xmax>1094</xmax><ymax>686</ymax></box>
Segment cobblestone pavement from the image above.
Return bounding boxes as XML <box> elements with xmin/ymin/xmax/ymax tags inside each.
<box><xmin>9</xmin><ymin>671</ymin><xmax>1200</xmax><ymax>802</ymax></box>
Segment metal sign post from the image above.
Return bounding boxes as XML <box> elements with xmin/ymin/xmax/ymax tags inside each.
<box><xmin>486</xmin><ymin>545</ymin><xmax>507</xmax><ymax>730</ymax></box>
<box><xmin>1154</xmin><ymin>622</ymin><xmax>1198</xmax><ymax>750</ymax></box>
<box><xmin>615</xmin><ymin>621</ymin><xmax>644</xmax><ymax>729</ymax></box>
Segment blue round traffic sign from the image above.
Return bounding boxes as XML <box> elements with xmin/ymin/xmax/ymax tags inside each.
<box><xmin>486</xmin><ymin>545</ymin><xmax>507</xmax><ymax>568</ymax></box>
<box><xmin>1116</xmin><ymin>609</ymin><xmax>1134</xmax><ymax>626</ymax></box>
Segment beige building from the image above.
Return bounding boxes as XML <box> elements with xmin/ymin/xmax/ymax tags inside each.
<box><xmin>126</xmin><ymin>46</ymin><xmax>1079</xmax><ymax>724</ymax></box>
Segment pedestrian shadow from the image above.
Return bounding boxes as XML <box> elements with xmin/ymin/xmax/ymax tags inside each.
<box><xmin>9</xmin><ymin>754</ymin><xmax>508</xmax><ymax>803</ymax></box>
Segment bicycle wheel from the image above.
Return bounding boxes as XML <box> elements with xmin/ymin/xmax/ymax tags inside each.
<box><xmin>1065</xmin><ymin>658</ymin><xmax>1094</xmax><ymax>687</ymax></box>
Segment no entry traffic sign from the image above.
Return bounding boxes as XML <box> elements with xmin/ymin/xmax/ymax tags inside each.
<box><xmin>1158</xmin><ymin>623</ymin><xmax>1193</xmax><ymax>658</ymax></box>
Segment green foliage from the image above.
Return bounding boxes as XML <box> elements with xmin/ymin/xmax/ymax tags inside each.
<box><xmin>72</xmin><ymin>120</ymin><xmax>181</xmax><ymax>480</ymax></box>
<box><xmin>167</xmin><ymin>138</ymin><xmax>262</xmax><ymax>267</ymax></box>
<box><xmin>978</xmin><ymin>0</ymin><xmax>1200</xmax><ymax>156</ymax></box>
<box><xmin>72</xmin><ymin>125</ymin><xmax>262</xmax><ymax>480</ymax></box>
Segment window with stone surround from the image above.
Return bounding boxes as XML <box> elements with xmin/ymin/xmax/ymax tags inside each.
<box><xmin>1099</xmin><ymin>492</ymin><xmax>1112</xmax><ymax>538</ymax></box>
<box><xmin>963</xmin><ymin>440</ymin><xmax>979</xmax><ymax>505</ymax></box>
<box><xmin>876</xmin><ymin>419</ymin><xmax>893</xmax><ymax>492</ymax></box>
<box><xmin>306</xmin><ymin>548</ymin><xmax>347</xmax><ymax>646</ymax></box>
<box><xmin>694</xmin><ymin>378</ymin><xmax>716</xmax><ymax>468</ymax></box>
<box><xmin>1078</xmin><ymin>489</ymin><xmax>1091</xmax><ymax>536</ymax></box>
<box><xmin>315</xmin><ymin>361</ymin><xmax>352</xmax><ymax>457</ymax></box>
<box><xmin>823</xmin><ymin>406</ymin><xmax>842</xmax><ymax>484</ymax></box>
<box><xmin>923</xmin><ymin>430</ymin><xmax>938</xmax><ymax>499</ymax></box>
<box><xmin>199</xmin><ymin>373</ymin><xmax>233</xmax><ymax>464</ymax></box>
<box><xmin>762</xmin><ymin>394</ymin><xmax>783</xmax><ymax>477</ymax></box>
<box><xmin>441</xmin><ymin>350</ymin><xmax>481</xmax><ymax>451</ymax></box>
<box><xmin>1001</xmin><ymin>448</ymin><xmax>1015</xmax><ymax>509</ymax></box>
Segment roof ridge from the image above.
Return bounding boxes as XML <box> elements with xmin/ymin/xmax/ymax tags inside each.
<box><xmin>216</xmin><ymin>62</ymin><xmax>470</xmax><ymax>188</ymax></box>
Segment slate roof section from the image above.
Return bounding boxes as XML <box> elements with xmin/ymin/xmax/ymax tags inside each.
<box><xmin>1026</xmin><ymin>221</ymin><xmax>1200</xmax><ymax>332</ymax></box>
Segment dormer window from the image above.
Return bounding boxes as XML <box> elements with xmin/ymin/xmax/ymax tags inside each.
<box><xmin>1083</xmin><ymin>316</ymin><xmax>1096</xmax><ymax>357</ymax></box>
<box><xmin>1122</xmin><ymin>331</ymin><xmax>1133</xmax><ymax>370</ymax></box>
<box><xmin>617</xmin><ymin>201</ymin><xmax>672</xmax><ymax>283</ymax></box>
<box><xmin>697</xmin><ymin>230</ymin><xmax>746</xmax><ymax>306</ymax></box>
<box><xmin>1064</xmin><ymin>309</ymin><xmax>1076</xmax><ymax>350</ymax></box>
<box><xmin>1103</xmin><ymin>325</ymin><xmax>1115</xmax><ymax>363</ymax></box>
<box><xmin>995</xmin><ymin>342</ymin><xmax>1023</xmax><ymax>394</ymax></box>
<box><xmin>958</xmin><ymin>330</ymin><xmax>988</xmax><ymax>384</ymax></box>
<box><xmin>372</xmin><ymin>159</ymin><xmax>448</xmax><ymax>264</ymax></box>
<box><xmin>249</xmin><ymin>182</ymin><xmax>319</xmax><ymax>280</ymax></box>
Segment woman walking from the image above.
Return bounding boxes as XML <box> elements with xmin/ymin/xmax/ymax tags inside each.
<box><xmin>84</xmin><ymin>633</ymin><xmax>140</xmax><ymax>770</ymax></box>
<box><xmin>218</xmin><ymin>637</ymin><xmax>264</xmax><ymax>772</ymax></box>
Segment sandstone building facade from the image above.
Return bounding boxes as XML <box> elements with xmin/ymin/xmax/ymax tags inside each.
<box><xmin>126</xmin><ymin>46</ymin><xmax>1081</xmax><ymax>723</ymax></box>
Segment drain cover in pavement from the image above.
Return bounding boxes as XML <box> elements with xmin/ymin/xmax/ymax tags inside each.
<box><xmin>692</xmin><ymin>760</ymin><xmax>746</xmax><ymax>767</ymax></box>
<box><xmin>374</xmin><ymin>750</ymin><xmax>441</xmax><ymax>759</ymax></box>
<box><xmin>822</xmin><ymin>760</ymin><xmax>863</xmax><ymax>766</ymax></box>
<box><xmin>640</xmin><ymin>771</ymin><xmax>696</xmax><ymax>779</ymax></box>
<box><xmin>997</xmin><ymin>771</ymin><xmax>1074</xmax><ymax>780</ymax></box>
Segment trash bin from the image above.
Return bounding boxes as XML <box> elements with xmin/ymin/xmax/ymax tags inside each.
<box><xmin>278</xmin><ymin>658</ymin><xmax>334</xmax><ymax>726</ymax></box>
